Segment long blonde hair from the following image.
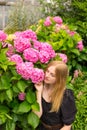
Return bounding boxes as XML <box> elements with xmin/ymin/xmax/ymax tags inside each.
<box><xmin>46</xmin><ymin>61</ymin><xmax>68</xmax><ymax>112</ymax></box>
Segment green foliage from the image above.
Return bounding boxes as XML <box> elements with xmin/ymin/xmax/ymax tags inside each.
<box><xmin>0</xmin><ymin>43</ymin><xmax>40</xmax><ymax>130</ymax></box>
<box><xmin>30</xmin><ymin>16</ymin><xmax>87</xmax><ymax>73</ymax></box>
<box><xmin>39</xmin><ymin>0</ymin><xmax>87</xmax><ymax>45</ymax></box>
<box><xmin>71</xmin><ymin>72</ymin><xmax>87</xmax><ymax>130</ymax></box>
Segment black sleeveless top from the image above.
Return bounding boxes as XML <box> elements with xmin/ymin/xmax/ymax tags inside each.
<box><xmin>38</xmin><ymin>89</ymin><xmax>77</xmax><ymax>130</ymax></box>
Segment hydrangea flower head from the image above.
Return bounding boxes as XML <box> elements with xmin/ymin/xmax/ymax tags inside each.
<box><xmin>14</xmin><ymin>37</ymin><xmax>31</xmax><ymax>52</ymax></box>
<box><xmin>16</xmin><ymin>62</ymin><xmax>34</xmax><ymax>80</ymax></box>
<box><xmin>10</xmin><ymin>54</ymin><xmax>23</xmax><ymax>65</ymax></box>
<box><xmin>76</xmin><ymin>41</ymin><xmax>84</xmax><ymax>51</ymax></box>
<box><xmin>18</xmin><ymin>92</ymin><xmax>26</xmax><ymax>101</ymax></box>
<box><xmin>0</xmin><ymin>30</ymin><xmax>7</xmax><ymax>41</ymax></box>
<box><xmin>58</xmin><ymin>53</ymin><xmax>68</xmax><ymax>63</ymax></box>
<box><xmin>53</xmin><ymin>16</ymin><xmax>63</xmax><ymax>24</ymax></box>
<box><xmin>30</xmin><ymin>68</ymin><xmax>45</xmax><ymax>83</ymax></box>
<box><xmin>44</xmin><ymin>16</ymin><xmax>52</xmax><ymax>26</ymax></box>
<box><xmin>23</xmin><ymin>48</ymin><xmax>39</xmax><ymax>63</ymax></box>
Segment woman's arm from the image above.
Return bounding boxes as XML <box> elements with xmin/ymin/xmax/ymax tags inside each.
<box><xmin>33</xmin><ymin>82</ymin><xmax>43</xmax><ymax>118</ymax></box>
<box><xmin>60</xmin><ymin>124</ymin><xmax>72</xmax><ymax>130</ymax></box>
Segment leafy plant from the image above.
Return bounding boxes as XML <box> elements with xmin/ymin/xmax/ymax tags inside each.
<box><xmin>70</xmin><ymin>71</ymin><xmax>87</xmax><ymax>130</ymax></box>
<box><xmin>30</xmin><ymin>16</ymin><xmax>86</xmax><ymax>73</ymax></box>
<box><xmin>0</xmin><ymin>29</ymin><xmax>58</xmax><ymax>130</ymax></box>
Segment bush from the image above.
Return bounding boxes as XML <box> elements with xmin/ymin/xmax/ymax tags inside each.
<box><xmin>70</xmin><ymin>71</ymin><xmax>87</xmax><ymax>130</ymax></box>
<box><xmin>30</xmin><ymin>16</ymin><xmax>87</xmax><ymax>73</ymax></box>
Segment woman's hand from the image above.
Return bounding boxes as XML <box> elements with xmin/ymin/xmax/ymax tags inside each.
<box><xmin>34</xmin><ymin>82</ymin><xmax>43</xmax><ymax>93</ymax></box>
<box><xmin>33</xmin><ymin>82</ymin><xmax>44</xmax><ymax>118</ymax></box>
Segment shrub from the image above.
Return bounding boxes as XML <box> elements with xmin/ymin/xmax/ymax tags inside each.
<box><xmin>30</xmin><ymin>16</ymin><xmax>87</xmax><ymax>73</ymax></box>
<box><xmin>70</xmin><ymin>71</ymin><xmax>87</xmax><ymax>130</ymax></box>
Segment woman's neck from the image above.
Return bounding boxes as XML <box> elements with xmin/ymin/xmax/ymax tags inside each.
<box><xmin>44</xmin><ymin>83</ymin><xmax>53</xmax><ymax>90</ymax></box>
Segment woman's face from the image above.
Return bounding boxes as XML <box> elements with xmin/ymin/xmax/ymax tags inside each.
<box><xmin>44</xmin><ymin>66</ymin><xmax>56</xmax><ymax>84</ymax></box>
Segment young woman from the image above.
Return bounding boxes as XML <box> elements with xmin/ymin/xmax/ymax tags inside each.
<box><xmin>34</xmin><ymin>61</ymin><xmax>77</xmax><ymax>130</ymax></box>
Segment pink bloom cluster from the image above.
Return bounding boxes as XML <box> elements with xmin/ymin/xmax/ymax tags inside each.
<box><xmin>74</xmin><ymin>70</ymin><xmax>79</xmax><ymax>78</ymax></box>
<box><xmin>58</xmin><ymin>53</ymin><xmax>68</xmax><ymax>63</ymax></box>
<box><xmin>18</xmin><ymin>92</ymin><xmax>26</xmax><ymax>101</ymax></box>
<box><xmin>76</xmin><ymin>41</ymin><xmax>84</xmax><ymax>51</ymax></box>
<box><xmin>15</xmin><ymin>29</ymin><xmax>37</xmax><ymax>40</ymax></box>
<box><xmin>53</xmin><ymin>16</ymin><xmax>63</xmax><ymax>24</ymax></box>
<box><xmin>44</xmin><ymin>16</ymin><xmax>52</xmax><ymax>26</ymax></box>
<box><xmin>44</xmin><ymin>16</ymin><xmax>63</xmax><ymax>27</ymax></box>
<box><xmin>10</xmin><ymin>54</ymin><xmax>23</xmax><ymax>64</ymax></box>
<box><xmin>0</xmin><ymin>30</ymin><xmax>7</xmax><ymax>42</ymax></box>
<box><xmin>16</xmin><ymin>62</ymin><xmax>44</xmax><ymax>83</ymax></box>
<box><xmin>8</xmin><ymin>29</ymin><xmax>55</xmax><ymax>83</ymax></box>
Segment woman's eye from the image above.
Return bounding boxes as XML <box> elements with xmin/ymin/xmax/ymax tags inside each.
<box><xmin>51</xmin><ymin>73</ymin><xmax>55</xmax><ymax>77</ymax></box>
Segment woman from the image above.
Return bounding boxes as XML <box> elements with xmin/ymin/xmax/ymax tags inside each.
<box><xmin>34</xmin><ymin>61</ymin><xmax>77</xmax><ymax>130</ymax></box>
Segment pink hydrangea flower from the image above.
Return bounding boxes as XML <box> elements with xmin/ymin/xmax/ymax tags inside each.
<box><xmin>76</xmin><ymin>41</ymin><xmax>84</xmax><ymax>51</ymax></box>
<box><xmin>53</xmin><ymin>16</ymin><xmax>63</xmax><ymax>24</ymax></box>
<box><xmin>55</xmin><ymin>24</ymin><xmax>62</xmax><ymax>32</ymax></box>
<box><xmin>44</xmin><ymin>16</ymin><xmax>52</xmax><ymax>26</ymax></box>
<box><xmin>0</xmin><ymin>30</ymin><xmax>7</xmax><ymax>41</ymax></box>
<box><xmin>40</xmin><ymin>42</ymin><xmax>56</xmax><ymax>58</ymax></box>
<box><xmin>39</xmin><ymin>50</ymin><xmax>50</xmax><ymax>63</ymax></box>
<box><xmin>18</xmin><ymin>92</ymin><xmax>26</xmax><ymax>101</ymax></box>
<box><xmin>16</xmin><ymin>62</ymin><xmax>34</xmax><ymax>80</ymax></box>
<box><xmin>30</xmin><ymin>68</ymin><xmax>44</xmax><ymax>83</ymax></box>
<box><xmin>14</xmin><ymin>37</ymin><xmax>31</xmax><ymax>52</ymax></box>
<box><xmin>10</xmin><ymin>54</ymin><xmax>23</xmax><ymax>64</ymax></box>
<box><xmin>24</xmin><ymin>61</ymin><xmax>34</xmax><ymax>68</ymax></box>
<box><xmin>23</xmin><ymin>48</ymin><xmax>39</xmax><ymax>63</ymax></box>
<box><xmin>68</xmin><ymin>31</ymin><xmax>76</xmax><ymax>36</ymax></box>
<box><xmin>21</xmin><ymin>29</ymin><xmax>37</xmax><ymax>40</ymax></box>
<box><xmin>33</xmin><ymin>40</ymin><xmax>42</xmax><ymax>50</ymax></box>
<box><xmin>14</xmin><ymin>30</ymin><xmax>37</xmax><ymax>40</ymax></box>
<box><xmin>58</xmin><ymin>53</ymin><xmax>68</xmax><ymax>63</ymax></box>
<box><xmin>74</xmin><ymin>70</ymin><xmax>79</xmax><ymax>78</ymax></box>
<box><xmin>14</xmin><ymin>31</ymin><xmax>22</xmax><ymax>37</ymax></box>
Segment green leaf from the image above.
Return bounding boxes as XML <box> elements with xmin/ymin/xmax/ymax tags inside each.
<box><xmin>28</xmin><ymin>112</ymin><xmax>39</xmax><ymax>128</ymax></box>
<box><xmin>0</xmin><ymin>64</ymin><xmax>8</xmax><ymax>71</ymax></box>
<box><xmin>6</xmin><ymin>88</ymin><xmax>13</xmax><ymax>101</ymax></box>
<box><xmin>13</xmin><ymin>84</ymin><xmax>20</xmax><ymax>93</ymax></box>
<box><xmin>31</xmin><ymin>102</ymin><xmax>40</xmax><ymax>111</ymax></box>
<box><xmin>0</xmin><ymin>73</ymin><xmax>11</xmax><ymax>90</ymax></box>
<box><xmin>26</xmin><ymin>90</ymin><xmax>36</xmax><ymax>104</ymax></box>
<box><xmin>6</xmin><ymin>120</ymin><xmax>16</xmax><ymax>130</ymax></box>
<box><xmin>71</xmin><ymin>49</ymin><xmax>80</xmax><ymax>55</ymax></box>
<box><xmin>0</xmin><ymin>105</ymin><xmax>9</xmax><ymax>113</ymax></box>
<box><xmin>18</xmin><ymin>101</ymin><xmax>31</xmax><ymax>113</ymax></box>
<box><xmin>0</xmin><ymin>91</ymin><xmax>6</xmax><ymax>102</ymax></box>
<box><xmin>0</xmin><ymin>114</ymin><xmax>7</xmax><ymax>125</ymax></box>
<box><xmin>17</xmin><ymin>80</ymin><xmax>27</xmax><ymax>92</ymax></box>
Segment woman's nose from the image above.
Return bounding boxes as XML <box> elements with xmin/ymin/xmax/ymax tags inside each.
<box><xmin>45</xmin><ymin>72</ymin><xmax>50</xmax><ymax>77</ymax></box>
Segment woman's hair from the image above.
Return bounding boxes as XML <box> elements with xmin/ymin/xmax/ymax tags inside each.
<box><xmin>46</xmin><ymin>60</ymin><xmax>68</xmax><ymax>112</ymax></box>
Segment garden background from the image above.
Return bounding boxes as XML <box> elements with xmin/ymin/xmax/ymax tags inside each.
<box><xmin>0</xmin><ymin>0</ymin><xmax>87</xmax><ymax>130</ymax></box>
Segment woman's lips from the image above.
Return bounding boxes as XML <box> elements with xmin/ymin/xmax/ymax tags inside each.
<box><xmin>44</xmin><ymin>77</ymin><xmax>49</xmax><ymax>81</ymax></box>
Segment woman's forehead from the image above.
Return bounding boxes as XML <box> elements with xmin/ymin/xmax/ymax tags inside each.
<box><xmin>47</xmin><ymin>66</ymin><xmax>56</xmax><ymax>72</ymax></box>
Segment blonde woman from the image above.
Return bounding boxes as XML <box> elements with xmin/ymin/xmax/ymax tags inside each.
<box><xmin>34</xmin><ymin>61</ymin><xmax>77</xmax><ymax>130</ymax></box>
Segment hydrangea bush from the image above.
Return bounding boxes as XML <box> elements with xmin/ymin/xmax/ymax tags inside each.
<box><xmin>0</xmin><ymin>16</ymin><xmax>86</xmax><ymax>130</ymax></box>
<box><xmin>30</xmin><ymin>16</ymin><xmax>85</xmax><ymax>73</ymax></box>
<box><xmin>0</xmin><ymin>29</ymin><xmax>66</xmax><ymax>130</ymax></box>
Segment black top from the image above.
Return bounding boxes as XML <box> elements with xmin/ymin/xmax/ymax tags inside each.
<box><xmin>38</xmin><ymin>89</ymin><xmax>77</xmax><ymax>130</ymax></box>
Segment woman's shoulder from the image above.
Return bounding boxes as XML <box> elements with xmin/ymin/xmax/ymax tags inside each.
<box><xmin>63</xmin><ymin>88</ymin><xmax>75</xmax><ymax>103</ymax></box>
<box><xmin>61</xmin><ymin>88</ymin><xmax>77</xmax><ymax>112</ymax></box>
<box><xmin>64</xmin><ymin>88</ymin><xmax>74</xmax><ymax>97</ymax></box>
